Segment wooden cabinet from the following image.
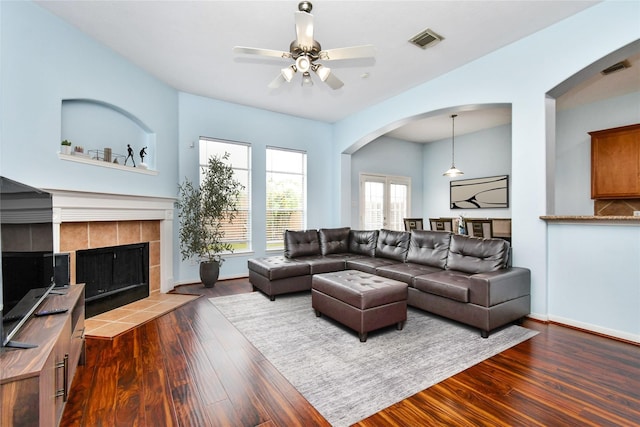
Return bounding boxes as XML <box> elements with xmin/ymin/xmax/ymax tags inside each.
<box><xmin>590</xmin><ymin>124</ymin><xmax>640</xmax><ymax>199</ymax></box>
<box><xmin>1</xmin><ymin>285</ymin><xmax>85</xmax><ymax>427</ymax></box>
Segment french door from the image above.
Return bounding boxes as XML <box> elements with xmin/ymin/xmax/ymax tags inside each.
<box><xmin>359</xmin><ymin>174</ymin><xmax>411</xmax><ymax>230</ymax></box>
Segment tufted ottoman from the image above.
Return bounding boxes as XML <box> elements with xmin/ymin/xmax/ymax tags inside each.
<box><xmin>312</xmin><ymin>270</ymin><xmax>408</xmax><ymax>342</ymax></box>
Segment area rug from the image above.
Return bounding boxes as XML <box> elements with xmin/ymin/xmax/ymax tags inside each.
<box><xmin>209</xmin><ymin>292</ymin><xmax>537</xmax><ymax>426</ymax></box>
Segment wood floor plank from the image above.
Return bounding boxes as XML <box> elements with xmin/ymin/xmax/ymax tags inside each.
<box><xmin>142</xmin><ymin>369</ymin><xmax>178</xmax><ymax>427</ymax></box>
<box><xmin>114</xmin><ymin>350</ymin><xmax>143</xmax><ymax>426</ymax></box>
<box><xmin>172</xmin><ymin>307</ymin><xmax>229</xmax><ymax>405</ymax></box>
<box><xmin>155</xmin><ymin>312</ymin><xmax>211</xmax><ymax>426</ymax></box>
<box><xmin>61</xmin><ymin>279</ymin><xmax>640</xmax><ymax>427</ymax></box>
<box><xmin>200</xmin><ymin>338</ymin><xmax>271</xmax><ymax>426</ymax></box>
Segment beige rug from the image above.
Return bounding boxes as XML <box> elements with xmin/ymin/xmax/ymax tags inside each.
<box><xmin>84</xmin><ymin>293</ymin><xmax>199</xmax><ymax>339</ymax></box>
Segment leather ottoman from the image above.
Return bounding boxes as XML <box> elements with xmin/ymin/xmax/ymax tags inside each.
<box><xmin>312</xmin><ymin>270</ymin><xmax>408</xmax><ymax>342</ymax></box>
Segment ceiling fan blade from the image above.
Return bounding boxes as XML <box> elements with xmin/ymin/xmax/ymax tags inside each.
<box><xmin>313</xmin><ymin>65</ymin><xmax>344</xmax><ymax>90</ymax></box>
<box><xmin>319</xmin><ymin>45</ymin><xmax>376</xmax><ymax>61</ymax></box>
<box><xmin>268</xmin><ymin>73</ymin><xmax>286</xmax><ymax>89</ymax></box>
<box><xmin>295</xmin><ymin>11</ymin><xmax>314</xmax><ymax>51</ymax></box>
<box><xmin>233</xmin><ymin>46</ymin><xmax>292</xmax><ymax>59</ymax></box>
<box><xmin>324</xmin><ymin>72</ymin><xmax>344</xmax><ymax>90</ymax></box>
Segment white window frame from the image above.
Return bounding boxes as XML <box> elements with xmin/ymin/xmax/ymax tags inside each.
<box><xmin>266</xmin><ymin>147</ymin><xmax>307</xmax><ymax>250</ymax></box>
<box><xmin>199</xmin><ymin>137</ymin><xmax>252</xmax><ymax>254</ymax></box>
<box><xmin>359</xmin><ymin>173</ymin><xmax>411</xmax><ymax>230</ymax></box>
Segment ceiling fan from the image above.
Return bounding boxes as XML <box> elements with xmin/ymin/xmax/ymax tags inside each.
<box><xmin>233</xmin><ymin>1</ymin><xmax>375</xmax><ymax>90</ymax></box>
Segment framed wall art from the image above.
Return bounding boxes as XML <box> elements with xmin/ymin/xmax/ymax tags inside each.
<box><xmin>450</xmin><ymin>175</ymin><xmax>509</xmax><ymax>209</ymax></box>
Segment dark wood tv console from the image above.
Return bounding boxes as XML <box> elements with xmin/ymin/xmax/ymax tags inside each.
<box><xmin>1</xmin><ymin>284</ymin><xmax>85</xmax><ymax>427</ymax></box>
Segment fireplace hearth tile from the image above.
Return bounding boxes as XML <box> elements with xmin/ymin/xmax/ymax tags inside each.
<box><xmin>84</xmin><ymin>293</ymin><xmax>200</xmax><ymax>339</ymax></box>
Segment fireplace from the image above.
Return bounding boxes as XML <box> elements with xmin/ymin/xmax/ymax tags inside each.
<box><xmin>77</xmin><ymin>242</ymin><xmax>150</xmax><ymax>318</ymax></box>
<box><xmin>46</xmin><ymin>189</ymin><xmax>175</xmax><ymax>304</ymax></box>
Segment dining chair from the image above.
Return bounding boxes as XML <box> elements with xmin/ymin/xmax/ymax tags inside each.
<box><xmin>403</xmin><ymin>218</ymin><xmax>424</xmax><ymax>231</ymax></box>
<box><xmin>429</xmin><ymin>218</ymin><xmax>453</xmax><ymax>232</ymax></box>
<box><xmin>466</xmin><ymin>219</ymin><xmax>493</xmax><ymax>238</ymax></box>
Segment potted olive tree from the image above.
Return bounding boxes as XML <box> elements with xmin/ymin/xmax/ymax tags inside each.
<box><xmin>176</xmin><ymin>152</ymin><xmax>244</xmax><ymax>287</ymax></box>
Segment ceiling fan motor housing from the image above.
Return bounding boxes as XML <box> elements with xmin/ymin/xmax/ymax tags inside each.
<box><xmin>289</xmin><ymin>40</ymin><xmax>321</xmax><ymax>59</ymax></box>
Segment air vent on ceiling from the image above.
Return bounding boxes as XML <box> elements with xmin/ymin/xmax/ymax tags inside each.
<box><xmin>601</xmin><ymin>60</ymin><xmax>631</xmax><ymax>75</ymax></box>
<box><xmin>409</xmin><ymin>28</ymin><xmax>443</xmax><ymax>49</ymax></box>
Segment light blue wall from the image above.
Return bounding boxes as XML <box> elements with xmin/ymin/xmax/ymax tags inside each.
<box><xmin>333</xmin><ymin>1</ymin><xmax>640</xmax><ymax>340</ymax></box>
<box><xmin>555</xmin><ymin>91</ymin><xmax>640</xmax><ymax>215</ymax></box>
<box><xmin>547</xmin><ymin>223</ymin><xmax>640</xmax><ymax>342</ymax></box>
<box><xmin>0</xmin><ymin>1</ymin><xmax>178</xmax><ymax>196</ymax></box>
<box><xmin>350</xmin><ymin>136</ymin><xmax>424</xmax><ymax>227</ymax></box>
<box><xmin>422</xmin><ymin>123</ymin><xmax>512</xmax><ymax>220</ymax></box>
<box><xmin>177</xmin><ymin>92</ymin><xmax>333</xmax><ymax>283</ymax></box>
<box><xmin>349</xmin><ymin>124</ymin><xmax>512</xmax><ymax>228</ymax></box>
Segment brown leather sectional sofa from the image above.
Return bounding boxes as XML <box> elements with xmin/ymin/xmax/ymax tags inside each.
<box><xmin>248</xmin><ymin>227</ymin><xmax>531</xmax><ymax>338</ymax></box>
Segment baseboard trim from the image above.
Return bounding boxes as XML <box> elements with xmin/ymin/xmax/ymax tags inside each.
<box><xmin>547</xmin><ymin>315</ymin><xmax>639</xmax><ymax>346</ymax></box>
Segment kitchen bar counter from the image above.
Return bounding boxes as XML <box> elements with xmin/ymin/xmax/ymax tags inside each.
<box><xmin>540</xmin><ymin>215</ymin><xmax>640</xmax><ymax>224</ymax></box>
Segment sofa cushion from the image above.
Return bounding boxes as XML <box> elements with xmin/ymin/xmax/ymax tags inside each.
<box><xmin>346</xmin><ymin>257</ymin><xmax>400</xmax><ymax>275</ymax></box>
<box><xmin>349</xmin><ymin>230</ymin><xmax>379</xmax><ymax>257</ymax></box>
<box><xmin>413</xmin><ymin>270</ymin><xmax>471</xmax><ymax>303</ymax></box>
<box><xmin>406</xmin><ymin>230</ymin><xmax>451</xmax><ymax>269</ymax></box>
<box><xmin>446</xmin><ymin>235</ymin><xmax>510</xmax><ymax>274</ymax></box>
<box><xmin>284</xmin><ymin>229</ymin><xmax>321</xmax><ymax>258</ymax></box>
<box><xmin>319</xmin><ymin>227</ymin><xmax>350</xmax><ymax>255</ymax></box>
<box><xmin>247</xmin><ymin>256</ymin><xmax>310</xmax><ymax>280</ymax></box>
<box><xmin>375</xmin><ymin>229</ymin><xmax>410</xmax><ymax>261</ymax></box>
<box><xmin>296</xmin><ymin>255</ymin><xmax>347</xmax><ymax>274</ymax></box>
<box><xmin>376</xmin><ymin>262</ymin><xmax>442</xmax><ymax>285</ymax></box>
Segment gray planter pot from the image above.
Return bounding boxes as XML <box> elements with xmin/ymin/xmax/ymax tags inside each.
<box><xmin>199</xmin><ymin>261</ymin><xmax>220</xmax><ymax>288</ymax></box>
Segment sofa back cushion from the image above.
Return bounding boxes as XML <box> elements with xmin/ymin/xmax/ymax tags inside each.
<box><xmin>375</xmin><ymin>229</ymin><xmax>411</xmax><ymax>261</ymax></box>
<box><xmin>349</xmin><ymin>230</ymin><xmax>379</xmax><ymax>257</ymax></box>
<box><xmin>319</xmin><ymin>227</ymin><xmax>351</xmax><ymax>255</ymax></box>
<box><xmin>406</xmin><ymin>230</ymin><xmax>451</xmax><ymax>268</ymax></box>
<box><xmin>284</xmin><ymin>229</ymin><xmax>321</xmax><ymax>258</ymax></box>
<box><xmin>446</xmin><ymin>234</ymin><xmax>510</xmax><ymax>274</ymax></box>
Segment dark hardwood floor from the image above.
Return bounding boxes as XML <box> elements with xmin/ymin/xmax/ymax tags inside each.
<box><xmin>61</xmin><ymin>278</ymin><xmax>640</xmax><ymax>426</ymax></box>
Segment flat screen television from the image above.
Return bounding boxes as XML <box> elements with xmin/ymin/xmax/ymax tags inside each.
<box><xmin>1</xmin><ymin>176</ymin><xmax>57</xmax><ymax>348</ymax></box>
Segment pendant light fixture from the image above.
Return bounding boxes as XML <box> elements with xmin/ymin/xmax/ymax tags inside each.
<box><xmin>443</xmin><ymin>114</ymin><xmax>464</xmax><ymax>177</ymax></box>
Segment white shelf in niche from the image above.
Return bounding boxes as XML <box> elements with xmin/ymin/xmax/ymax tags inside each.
<box><xmin>58</xmin><ymin>152</ymin><xmax>158</xmax><ymax>175</ymax></box>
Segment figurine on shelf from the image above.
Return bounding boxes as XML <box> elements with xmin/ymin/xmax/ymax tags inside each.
<box><xmin>139</xmin><ymin>146</ymin><xmax>147</xmax><ymax>163</ymax></box>
<box><xmin>457</xmin><ymin>214</ymin><xmax>466</xmax><ymax>235</ymax></box>
<box><xmin>124</xmin><ymin>144</ymin><xmax>136</xmax><ymax>167</ymax></box>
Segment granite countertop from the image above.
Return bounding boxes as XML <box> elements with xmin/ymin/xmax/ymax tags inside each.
<box><xmin>540</xmin><ymin>215</ymin><xmax>640</xmax><ymax>223</ymax></box>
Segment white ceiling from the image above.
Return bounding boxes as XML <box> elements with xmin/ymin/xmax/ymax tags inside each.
<box><xmin>35</xmin><ymin>0</ymin><xmax>637</xmax><ymax>142</ymax></box>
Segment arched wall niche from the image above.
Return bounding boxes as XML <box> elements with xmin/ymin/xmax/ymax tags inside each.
<box><xmin>61</xmin><ymin>99</ymin><xmax>156</xmax><ymax>169</ymax></box>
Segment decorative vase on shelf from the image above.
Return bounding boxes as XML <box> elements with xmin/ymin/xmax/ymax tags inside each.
<box><xmin>61</xmin><ymin>140</ymin><xmax>72</xmax><ymax>155</ymax></box>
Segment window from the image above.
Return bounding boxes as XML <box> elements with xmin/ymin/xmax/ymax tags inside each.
<box><xmin>266</xmin><ymin>147</ymin><xmax>307</xmax><ymax>250</ymax></box>
<box><xmin>360</xmin><ymin>174</ymin><xmax>410</xmax><ymax>230</ymax></box>
<box><xmin>199</xmin><ymin>138</ymin><xmax>251</xmax><ymax>252</ymax></box>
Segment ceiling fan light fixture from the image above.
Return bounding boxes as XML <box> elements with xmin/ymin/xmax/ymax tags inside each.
<box><xmin>296</xmin><ymin>55</ymin><xmax>311</xmax><ymax>73</ymax></box>
<box><xmin>443</xmin><ymin>114</ymin><xmax>464</xmax><ymax>177</ymax></box>
<box><xmin>281</xmin><ymin>66</ymin><xmax>296</xmax><ymax>82</ymax></box>
<box><xmin>301</xmin><ymin>72</ymin><xmax>313</xmax><ymax>86</ymax></box>
<box><xmin>314</xmin><ymin>64</ymin><xmax>331</xmax><ymax>81</ymax></box>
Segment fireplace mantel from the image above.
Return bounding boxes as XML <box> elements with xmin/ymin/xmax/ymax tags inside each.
<box><xmin>45</xmin><ymin>189</ymin><xmax>175</xmax><ymax>293</ymax></box>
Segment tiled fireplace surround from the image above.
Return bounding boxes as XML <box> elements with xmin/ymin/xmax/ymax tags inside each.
<box><xmin>48</xmin><ymin>189</ymin><xmax>175</xmax><ymax>294</ymax></box>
